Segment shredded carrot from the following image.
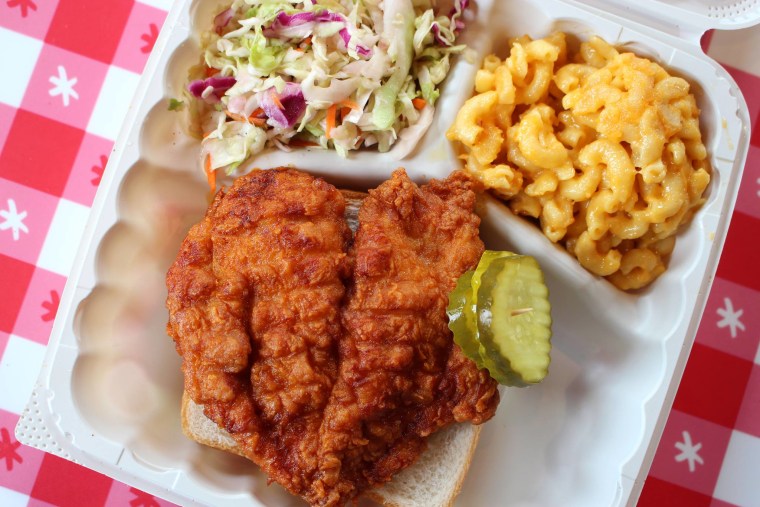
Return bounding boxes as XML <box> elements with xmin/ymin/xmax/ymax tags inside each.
<box><xmin>225</xmin><ymin>109</ymin><xmax>267</xmax><ymax>127</ymax></box>
<box><xmin>225</xmin><ymin>110</ymin><xmax>247</xmax><ymax>122</ymax></box>
<box><xmin>303</xmin><ymin>36</ymin><xmax>312</xmax><ymax>45</ymax></box>
<box><xmin>412</xmin><ymin>97</ymin><xmax>427</xmax><ymax>110</ymax></box>
<box><xmin>326</xmin><ymin>104</ymin><xmax>337</xmax><ymax>139</ymax></box>
<box><xmin>205</xmin><ymin>66</ymin><xmax>218</xmax><ymax>77</ymax></box>
<box><xmin>340</xmin><ymin>107</ymin><xmax>352</xmax><ymax>120</ymax></box>
<box><xmin>271</xmin><ymin>92</ymin><xmax>284</xmax><ymax>110</ymax></box>
<box><xmin>204</xmin><ymin>155</ymin><xmax>216</xmax><ymax>193</ymax></box>
<box><xmin>338</xmin><ymin>99</ymin><xmax>359</xmax><ymax>110</ymax></box>
<box><xmin>250</xmin><ymin>108</ymin><xmax>267</xmax><ymax>126</ymax></box>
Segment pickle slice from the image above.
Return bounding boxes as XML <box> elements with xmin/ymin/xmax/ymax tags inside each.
<box><xmin>448</xmin><ymin>250</ymin><xmax>552</xmax><ymax>386</ymax></box>
<box><xmin>476</xmin><ymin>254</ymin><xmax>552</xmax><ymax>386</ymax></box>
<box><xmin>448</xmin><ymin>270</ymin><xmax>505</xmax><ymax>376</ymax></box>
<box><xmin>474</xmin><ymin>250</ymin><xmax>511</xmax><ymax>274</ymax></box>
<box><xmin>465</xmin><ymin>251</ymin><xmax>513</xmax><ymax>384</ymax></box>
<box><xmin>447</xmin><ymin>270</ymin><xmax>485</xmax><ymax>370</ymax></box>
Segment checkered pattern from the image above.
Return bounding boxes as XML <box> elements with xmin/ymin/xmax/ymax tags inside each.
<box><xmin>636</xmin><ymin>34</ymin><xmax>760</xmax><ymax>506</ymax></box>
<box><xmin>0</xmin><ymin>1</ymin><xmax>171</xmax><ymax>506</ymax></box>
<box><xmin>0</xmin><ymin>2</ymin><xmax>758</xmax><ymax>506</ymax></box>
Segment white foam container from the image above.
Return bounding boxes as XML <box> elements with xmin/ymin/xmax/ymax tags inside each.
<box><xmin>15</xmin><ymin>1</ymin><xmax>759</xmax><ymax>506</ymax></box>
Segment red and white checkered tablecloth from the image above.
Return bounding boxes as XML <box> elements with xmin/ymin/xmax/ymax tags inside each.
<box><xmin>0</xmin><ymin>2</ymin><xmax>758</xmax><ymax>506</ymax></box>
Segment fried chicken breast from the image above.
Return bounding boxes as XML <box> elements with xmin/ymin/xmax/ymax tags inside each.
<box><xmin>166</xmin><ymin>168</ymin><xmax>351</xmax><ymax>496</ymax></box>
<box><xmin>311</xmin><ymin>169</ymin><xmax>499</xmax><ymax>507</ymax></box>
<box><xmin>166</xmin><ymin>168</ymin><xmax>499</xmax><ymax>506</ymax></box>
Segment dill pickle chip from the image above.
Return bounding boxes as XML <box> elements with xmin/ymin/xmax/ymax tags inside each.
<box><xmin>448</xmin><ymin>269</ymin><xmax>504</xmax><ymax>376</ymax></box>
<box><xmin>448</xmin><ymin>253</ymin><xmax>517</xmax><ymax>381</ymax></box>
<box><xmin>469</xmin><ymin>251</ymin><xmax>520</xmax><ymax>384</ymax></box>
<box><xmin>476</xmin><ymin>254</ymin><xmax>552</xmax><ymax>386</ymax></box>
<box><xmin>447</xmin><ymin>270</ymin><xmax>485</xmax><ymax>369</ymax></box>
<box><xmin>448</xmin><ymin>251</ymin><xmax>552</xmax><ymax>386</ymax></box>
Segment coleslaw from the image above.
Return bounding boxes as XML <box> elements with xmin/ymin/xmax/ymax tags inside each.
<box><xmin>184</xmin><ymin>0</ymin><xmax>471</xmax><ymax>176</ymax></box>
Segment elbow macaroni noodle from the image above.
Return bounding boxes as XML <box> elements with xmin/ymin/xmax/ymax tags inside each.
<box><xmin>447</xmin><ymin>33</ymin><xmax>711</xmax><ymax>290</ymax></box>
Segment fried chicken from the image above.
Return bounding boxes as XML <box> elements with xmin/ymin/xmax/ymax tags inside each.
<box><xmin>311</xmin><ymin>169</ymin><xmax>499</xmax><ymax>507</ymax></box>
<box><xmin>166</xmin><ymin>168</ymin><xmax>351</xmax><ymax>496</ymax></box>
<box><xmin>166</xmin><ymin>168</ymin><xmax>499</xmax><ymax>507</ymax></box>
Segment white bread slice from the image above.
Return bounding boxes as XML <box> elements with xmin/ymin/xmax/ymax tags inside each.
<box><xmin>180</xmin><ymin>189</ymin><xmax>484</xmax><ymax>507</ymax></box>
<box><xmin>182</xmin><ymin>395</ymin><xmax>481</xmax><ymax>507</ymax></box>
<box><xmin>359</xmin><ymin>423</ymin><xmax>481</xmax><ymax>507</ymax></box>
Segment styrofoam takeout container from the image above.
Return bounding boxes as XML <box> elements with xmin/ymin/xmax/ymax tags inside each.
<box><xmin>16</xmin><ymin>0</ymin><xmax>759</xmax><ymax>505</ymax></box>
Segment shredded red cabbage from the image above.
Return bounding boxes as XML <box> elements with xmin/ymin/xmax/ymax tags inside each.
<box><xmin>264</xmin><ymin>10</ymin><xmax>371</xmax><ymax>57</ymax></box>
<box><xmin>431</xmin><ymin>23</ymin><xmax>450</xmax><ymax>46</ymax></box>
<box><xmin>213</xmin><ymin>7</ymin><xmax>234</xmax><ymax>35</ymax></box>
<box><xmin>187</xmin><ymin>76</ymin><xmax>237</xmax><ymax>103</ymax></box>
<box><xmin>339</xmin><ymin>28</ymin><xmax>371</xmax><ymax>57</ymax></box>
<box><xmin>449</xmin><ymin>0</ymin><xmax>469</xmax><ymax>34</ymax></box>
<box><xmin>264</xmin><ymin>10</ymin><xmax>343</xmax><ymax>36</ymax></box>
<box><xmin>428</xmin><ymin>0</ymin><xmax>471</xmax><ymax>47</ymax></box>
<box><xmin>449</xmin><ymin>0</ymin><xmax>470</xmax><ymax>17</ymax></box>
<box><xmin>260</xmin><ymin>82</ymin><xmax>306</xmax><ymax>129</ymax></box>
<box><xmin>312</xmin><ymin>10</ymin><xmax>345</xmax><ymax>23</ymax></box>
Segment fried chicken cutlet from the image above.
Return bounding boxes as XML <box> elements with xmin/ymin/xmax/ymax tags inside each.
<box><xmin>311</xmin><ymin>169</ymin><xmax>499</xmax><ymax>506</ymax></box>
<box><xmin>166</xmin><ymin>168</ymin><xmax>499</xmax><ymax>506</ymax></box>
<box><xmin>166</xmin><ymin>168</ymin><xmax>351</xmax><ymax>497</ymax></box>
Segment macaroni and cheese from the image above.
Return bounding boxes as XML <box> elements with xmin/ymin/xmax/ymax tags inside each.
<box><xmin>447</xmin><ymin>33</ymin><xmax>710</xmax><ymax>290</ymax></box>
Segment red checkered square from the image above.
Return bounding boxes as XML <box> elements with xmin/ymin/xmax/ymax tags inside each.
<box><xmin>45</xmin><ymin>0</ymin><xmax>135</xmax><ymax>65</ymax></box>
<box><xmin>696</xmin><ymin>278</ymin><xmax>760</xmax><ymax>362</ymax></box>
<box><xmin>639</xmin><ymin>477</ymin><xmax>713</xmax><ymax>507</ymax></box>
<box><xmin>0</xmin><ymin>110</ymin><xmax>83</xmax><ymax>197</ymax></box>
<box><xmin>62</xmin><ymin>133</ymin><xmax>113</xmax><ymax>207</ymax></box>
<box><xmin>710</xmin><ymin>500</ymin><xmax>740</xmax><ymax>507</ymax></box>
<box><xmin>735</xmin><ymin>364</ymin><xmax>760</xmax><ymax>438</ymax></box>
<box><xmin>0</xmin><ymin>254</ymin><xmax>35</xmax><ymax>334</ymax></box>
<box><xmin>649</xmin><ymin>410</ymin><xmax>732</xmax><ymax>497</ymax></box>
<box><xmin>0</xmin><ymin>178</ymin><xmax>59</xmax><ymax>264</ymax></box>
<box><xmin>21</xmin><ymin>44</ymin><xmax>109</xmax><ymax>130</ymax></box>
<box><xmin>112</xmin><ymin>2</ymin><xmax>167</xmax><ymax>74</ymax></box>
<box><xmin>673</xmin><ymin>343</ymin><xmax>753</xmax><ymax>428</ymax></box>
<box><xmin>0</xmin><ymin>0</ymin><xmax>58</xmax><ymax>40</ymax></box>
<box><xmin>0</xmin><ymin>409</ymin><xmax>45</xmax><ymax>495</ymax></box>
<box><xmin>717</xmin><ymin>212</ymin><xmax>760</xmax><ymax>293</ymax></box>
<box><xmin>0</xmin><ymin>103</ymin><xmax>16</xmax><ymax>156</ymax></box>
<box><xmin>104</xmin><ymin>481</ymin><xmax>177</xmax><ymax>507</ymax></box>
<box><xmin>11</xmin><ymin>267</ymin><xmax>66</xmax><ymax>346</ymax></box>
<box><xmin>701</xmin><ymin>30</ymin><xmax>714</xmax><ymax>54</ymax></box>
<box><xmin>30</xmin><ymin>454</ymin><xmax>114</xmax><ymax>507</ymax></box>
